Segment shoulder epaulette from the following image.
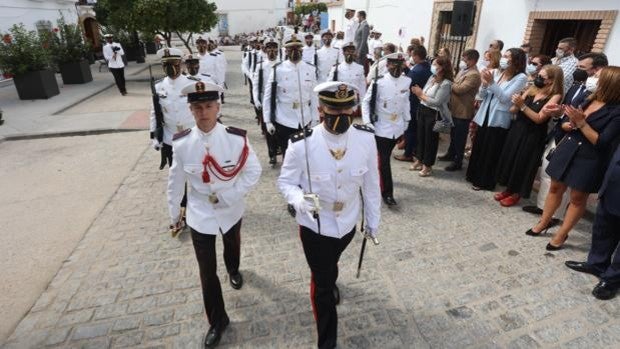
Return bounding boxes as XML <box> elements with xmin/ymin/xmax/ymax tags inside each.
<box><xmin>187</xmin><ymin>76</ymin><xmax>200</xmax><ymax>81</ymax></box>
<box><xmin>155</xmin><ymin>78</ymin><xmax>164</xmax><ymax>84</ymax></box>
<box><xmin>304</xmin><ymin>61</ymin><xmax>316</xmax><ymax>67</ymax></box>
<box><xmin>173</xmin><ymin>128</ymin><xmax>192</xmax><ymax>141</ymax></box>
<box><xmin>210</xmin><ymin>53</ymin><xmax>218</xmax><ymax>57</ymax></box>
<box><xmin>225</xmin><ymin>126</ymin><xmax>247</xmax><ymax>137</ymax></box>
<box><xmin>272</xmin><ymin>61</ymin><xmax>283</xmax><ymax>69</ymax></box>
<box><xmin>290</xmin><ymin>128</ymin><xmax>313</xmax><ymax>143</ymax></box>
<box><xmin>353</xmin><ymin>124</ymin><xmax>375</xmax><ymax>133</ymax></box>
<box><xmin>376</xmin><ymin>75</ymin><xmax>385</xmax><ymax>80</ymax></box>
<box><xmin>215</xmin><ymin>51</ymin><xmax>222</xmax><ymax>55</ymax></box>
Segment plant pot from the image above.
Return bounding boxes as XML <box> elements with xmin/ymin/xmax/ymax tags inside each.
<box><xmin>145</xmin><ymin>42</ymin><xmax>157</xmax><ymax>54</ymax></box>
<box><xmin>13</xmin><ymin>69</ymin><xmax>60</xmax><ymax>100</ymax></box>
<box><xmin>59</xmin><ymin>60</ymin><xmax>93</xmax><ymax>84</ymax></box>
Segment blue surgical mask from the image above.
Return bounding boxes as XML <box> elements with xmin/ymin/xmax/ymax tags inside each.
<box><xmin>430</xmin><ymin>65</ymin><xmax>437</xmax><ymax>75</ymax></box>
<box><xmin>526</xmin><ymin>64</ymin><xmax>537</xmax><ymax>75</ymax></box>
<box><xmin>499</xmin><ymin>58</ymin><xmax>509</xmax><ymax>70</ymax></box>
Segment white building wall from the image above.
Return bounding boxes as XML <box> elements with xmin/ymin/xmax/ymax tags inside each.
<box><xmin>476</xmin><ymin>0</ymin><xmax>620</xmax><ymax>63</ymax></box>
<box><xmin>0</xmin><ymin>0</ymin><xmax>78</xmax><ymax>32</ymax></box>
<box><xmin>200</xmin><ymin>0</ymin><xmax>290</xmax><ymax>37</ymax></box>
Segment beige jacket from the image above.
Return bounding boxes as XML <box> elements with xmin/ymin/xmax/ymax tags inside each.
<box><xmin>450</xmin><ymin>67</ymin><xmax>482</xmax><ymax>119</ymax></box>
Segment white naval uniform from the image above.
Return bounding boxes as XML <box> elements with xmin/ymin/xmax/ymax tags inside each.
<box><xmin>262</xmin><ymin>60</ymin><xmax>319</xmax><ymax>128</ymax></box>
<box><xmin>367</xmin><ymin>38</ymin><xmax>383</xmax><ymax>60</ymax></box>
<box><xmin>251</xmin><ymin>58</ymin><xmax>278</xmax><ymax>109</ymax></box>
<box><xmin>198</xmin><ymin>51</ymin><xmax>222</xmax><ymax>87</ymax></box>
<box><xmin>366</xmin><ymin>59</ymin><xmax>388</xmax><ymax>84</ymax></box>
<box><xmin>213</xmin><ymin>49</ymin><xmax>227</xmax><ymax>87</ymax></box>
<box><xmin>327</xmin><ymin>61</ymin><xmax>367</xmax><ymax>99</ymax></box>
<box><xmin>343</xmin><ymin>18</ymin><xmax>359</xmax><ymax>46</ymax></box>
<box><xmin>102</xmin><ymin>42</ymin><xmax>125</xmax><ymax>68</ymax></box>
<box><xmin>332</xmin><ymin>39</ymin><xmax>344</xmax><ymax>50</ymax></box>
<box><xmin>149</xmin><ymin>75</ymin><xmax>195</xmax><ymax>145</ymax></box>
<box><xmin>241</xmin><ymin>48</ymin><xmax>255</xmax><ymax>79</ymax></box>
<box><xmin>168</xmin><ymin>123</ymin><xmax>262</xmax><ymax>235</ymax></box>
<box><xmin>362</xmin><ymin>74</ymin><xmax>412</xmax><ymax>139</ymax></box>
<box><xmin>316</xmin><ymin>46</ymin><xmax>341</xmax><ymax>83</ymax></box>
<box><xmin>277</xmin><ymin>124</ymin><xmax>381</xmax><ymax>237</ymax></box>
<box><xmin>302</xmin><ymin>45</ymin><xmax>317</xmax><ymax>65</ymax></box>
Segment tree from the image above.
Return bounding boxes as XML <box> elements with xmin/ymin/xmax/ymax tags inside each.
<box><xmin>95</xmin><ymin>0</ymin><xmax>218</xmax><ymax>53</ymax></box>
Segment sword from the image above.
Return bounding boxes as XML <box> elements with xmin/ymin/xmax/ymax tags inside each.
<box><xmin>169</xmin><ymin>207</ymin><xmax>186</xmax><ymax>238</ymax></box>
<box><xmin>356</xmin><ymin>189</ymin><xmax>379</xmax><ymax>278</ymax></box>
<box><xmin>296</xmin><ymin>63</ymin><xmax>321</xmax><ymax>235</ymax></box>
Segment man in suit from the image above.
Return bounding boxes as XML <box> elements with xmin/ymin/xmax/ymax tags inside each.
<box><xmin>394</xmin><ymin>45</ymin><xmax>432</xmax><ymax>162</ymax></box>
<box><xmin>565</xmin><ymin>143</ymin><xmax>620</xmax><ymax>300</ymax></box>
<box><xmin>523</xmin><ymin>52</ymin><xmax>609</xmax><ymax>217</ymax></box>
<box><xmin>354</xmin><ymin>11</ymin><xmax>370</xmax><ymax>69</ymax></box>
<box><xmin>438</xmin><ymin>49</ymin><xmax>482</xmax><ymax>171</ymax></box>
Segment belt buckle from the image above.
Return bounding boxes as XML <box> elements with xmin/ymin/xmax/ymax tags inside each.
<box><xmin>390</xmin><ymin>113</ymin><xmax>398</xmax><ymax>121</ymax></box>
<box><xmin>332</xmin><ymin>201</ymin><xmax>344</xmax><ymax>212</ymax></box>
<box><xmin>176</xmin><ymin>124</ymin><xmax>185</xmax><ymax>132</ymax></box>
<box><xmin>292</xmin><ymin>102</ymin><xmax>300</xmax><ymax>109</ymax></box>
<box><xmin>208</xmin><ymin>193</ymin><xmax>219</xmax><ymax>204</ymax></box>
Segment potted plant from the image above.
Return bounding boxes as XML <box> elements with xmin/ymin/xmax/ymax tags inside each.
<box><xmin>0</xmin><ymin>24</ymin><xmax>59</xmax><ymax>100</ymax></box>
<box><xmin>50</xmin><ymin>16</ymin><xmax>93</xmax><ymax>84</ymax></box>
<box><xmin>141</xmin><ymin>31</ymin><xmax>157</xmax><ymax>54</ymax></box>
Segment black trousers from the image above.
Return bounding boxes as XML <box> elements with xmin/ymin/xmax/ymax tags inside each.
<box><xmin>258</xmin><ymin>109</ymin><xmax>278</xmax><ymax>158</ymax></box>
<box><xmin>109</xmin><ymin>68</ymin><xmax>126</xmax><ymax>94</ymax></box>
<box><xmin>162</xmin><ymin>143</ymin><xmax>186</xmax><ymax>207</ymax></box>
<box><xmin>446</xmin><ymin>118</ymin><xmax>471</xmax><ymax>166</ymax></box>
<box><xmin>300</xmin><ymin>226</ymin><xmax>355</xmax><ymax>349</ymax></box>
<box><xmin>416</xmin><ymin>105</ymin><xmax>440</xmax><ymax>167</ymax></box>
<box><xmin>191</xmin><ymin>220</ymin><xmax>242</xmax><ymax>327</ymax></box>
<box><xmin>275</xmin><ymin>122</ymin><xmax>302</xmax><ymax>160</ymax></box>
<box><xmin>375</xmin><ymin>135</ymin><xmax>398</xmax><ymax>198</ymax></box>
<box><xmin>403</xmin><ymin>110</ymin><xmax>418</xmax><ymax>157</ymax></box>
<box><xmin>248</xmin><ymin>80</ymin><xmax>254</xmax><ymax>105</ymax></box>
<box><xmin>587</xmin><ymin>199</ymin><xmax>620</xmax><ymax>282</ymax></box>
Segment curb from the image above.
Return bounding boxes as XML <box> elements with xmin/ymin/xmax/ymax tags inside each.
<box><xmin>0</xmin><ymin>128</ymin><xmax>146</xmax><ymax>144</ymax></box>
<box><xmin>52</xmin><ymin>82</ymin><xmax>115</xmax><ymax>115</ymax></box>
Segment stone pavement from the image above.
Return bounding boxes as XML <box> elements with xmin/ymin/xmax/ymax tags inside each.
<box><xmin>2</xmin><ymin>50</ymin><xmax>619</xmax><ymax>349</ymax></box>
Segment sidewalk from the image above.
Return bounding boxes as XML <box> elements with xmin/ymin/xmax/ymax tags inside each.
<box><xmin>0</xmin><ymin>55</ymin><xmax>160</xmax><ymax>141</ymax></box>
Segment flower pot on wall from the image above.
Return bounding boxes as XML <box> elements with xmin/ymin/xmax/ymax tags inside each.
<box><xmin>59</xmin><ymin>60</ymin><xmax>93</xmax><ymax>84</ymax></box>
<box><xmin>13</xmin><ymin>69</ymin><xmax>60</xmax><ymax>100</ymax></box>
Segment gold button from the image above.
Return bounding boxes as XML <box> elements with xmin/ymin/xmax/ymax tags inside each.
<box><xmin>337</xmin><ymin>185</ymin><xmax>341</xmax><ymax>189</ymax></box>
<box><xmin>338</xmin><ymin>169</ymin><xmax>342</xmax><ymax>173</ymax></box>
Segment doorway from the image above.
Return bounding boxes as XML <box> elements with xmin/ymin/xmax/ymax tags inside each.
<box><xmin>540</xmin><ymin>20</ymin><xmax>601</xmax><ymax>57</ymax></box>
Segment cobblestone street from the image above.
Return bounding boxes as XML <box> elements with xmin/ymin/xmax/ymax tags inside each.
<box><xmin>3</xmin><ymin>50</ymin><xmax>619</xmax><ymax>349</ymax></box>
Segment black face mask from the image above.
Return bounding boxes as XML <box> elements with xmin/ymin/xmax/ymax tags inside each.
<box><xmin>289</xmin><ymin>49</ymin><xmax>302</xmax><ymax>62</ymax></box>
<box><xmin>573</xmin><ymin>68</ymin><xmax>588</xmax><ymax>84</ymax></box>
<box><xmin>389</xmin><ymin>66</ymin><xmax>403</xmax><ymax>78</ymax></box>
<box><xmin>323</xmin><ymin>38</ymin><xmax>332</xmax><ymax>46</ymax></box>
<box><xmin>534</xmin><ymin>76</ymin><xmax>546</xmax><ymax>88</ymax></box>
<box><xmin>164</xmin><ymin>63</ymin><xmax>180</xmax><ymax>78</ymax></box>
<box><xmin>344</xmin><ymin>53</ymin><xmax>354</xmax><ymax>64</ymax></box>
<box><xmin>187</xmin><ymin>64</ymin><xmax>199</xmax><ymax>76</ymax></box>
<box><xmin>323</xmin><ymin>112</ymin><xmax>353</xmax><ymax>134</ymax></box>
<box><xmin>267</xmin><ymin>49</ymin><xmax>278</xmax><ymax>61</ymax></box>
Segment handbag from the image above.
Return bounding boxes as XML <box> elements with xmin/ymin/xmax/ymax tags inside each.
<box><xmin>545</xmin><ymin>134</ymin><xmax>567</xmax><ymax>161</ymax></box>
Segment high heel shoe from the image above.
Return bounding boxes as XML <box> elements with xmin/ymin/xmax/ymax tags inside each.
<box><xmin>525</xmin><ymin>222</ymin><xmax>551</xmax><ymax>236</ymax></box>
<box><xmin>546</xmin><ymin>235</ymin><xmax>568</xmax><ymax>251</ymax></box>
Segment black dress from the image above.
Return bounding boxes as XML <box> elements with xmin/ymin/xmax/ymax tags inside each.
<box><xmin>466</xmin><ymin>103</ymin><xmax>509</xmax><ymax>190</ymax></box>
<box><xmin>496</xmin><ymin>95</ymin><xmax>550</xmax><ymax>198</ymax></box>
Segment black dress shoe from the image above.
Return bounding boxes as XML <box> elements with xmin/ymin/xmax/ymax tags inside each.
<box><xmin>522</xmin><ymin>205</ymin><xmax>543</xmax><ymax>215</ymax></box>
<box><xmin>592</xmin><ymin>280</ymin><xmax>619</xmax><ymax>300</ymax></box>
<box><xmin>565</xmin><ymin>261</ymin><xmax>601</xmax><ymax>277</ymax></box>
<box><xmin>437</xmin><ymin>153</ymin><xmax>453</xmax><ymax>161</ymax></box>
<box><xmin>269</xmin><ymin>156</ymin><xmax>277</xmax><ymax>165</ymax></box>
<box><xmin>229</xmin><ymin>272</ymin><xmax>243</xmax><ymax>290</ymax></box>
<box><xmin>204</xmin><ymin>315</ymin><xmax>230</xmax><ymax>348</ymax></box>
<box><xmin>333</xmin><ymin>285</ymin><xmax>340</xmax><ymax>305</ymax></box>
<box><xmin>383</xmin><ymin>196</ymin><xmax>397</xmax><ymax>206</ymax></box>
<box><xmin>445</xmin><ymin>162</ymin><xmax>462</xmax><ymax>171</ymax></box>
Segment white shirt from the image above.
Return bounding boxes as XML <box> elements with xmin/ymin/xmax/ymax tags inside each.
<box><xmin>149</xmin><ymin>74</ymin><xmax>195</xmax><ymax>145</ymax></box>
<box><xmin>332</xmin><ymin>39</ymin><xmax>344</xmax><ymax>50</ymax></box>
<box><xmin>214</xmin><ymin>50</ymin><xmax>228</xmax><ymax>85</ymax></box>
<box><xmin>262</xmin><ymin>60</ymin><xmax>319</xmax><ymax>128</ymax></box>
<box><xmin>366</xmin><ymin>59</ymin><xmax>388</xmax><ymax>84</ymax></box>
<box><xmin>367</xmin><ymin>38</ymin><xmax>383</xmax><ymax>59</ymax></box>
<box><xmin>198</xmin><ymin>51</ymin><xmax>222</xmax><ymax>86</ymax></box>
<box><xmin>168</xmin><ymin>123</ymin><xmax>262</xmax><ymax>235</ymax></box>
<box><xmin>277</xmin><ymin>124</ymin><xmax>381</xmax><ymax>237</ymax></box>
<box><xmin>362</xmin><ymin>74</ymin><xmax>412</xmax><ymax>139</ymax></box>
<box><xmin>343</xmin><ymin>18</ymin><xmax>359</xmax><ymax>45</ymax></box>
<box><xmin>251</xmin><ymin>57</ymin><xmax>278</xmax><ymax>109</ymax></box>
<box><xmin>316</xmin><ymin>46</ymin><xmax>341</xmax><ymax>83</ymax></box>
<box><xmin>302</xmin><ymin>45</ymin><xmax>317</xmax><ymax>65</ymax></box>
<box><xmin>103</xmin><ymin>42</ymin><xmax>125</xmax><ymax>69</ymax></box>
<box><xmin>327</xmin><ymin>61</ymin><xmax>367</xmax><ymax>99</ymax></box>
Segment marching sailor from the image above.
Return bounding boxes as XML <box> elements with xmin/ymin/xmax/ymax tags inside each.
<box><xmin>316</xmin><ymin>31</ymin><xmax>341</xmax><ymax>83</ymax></box>
<box><xmin>302</xmin><ymin>32</ymin><xmax>317</xmax><ymax>65</ymax></box>
<box><xmin>327</xmin><ymin>42</ymin><xmax>367</xmax><ymax>101</ymax></box>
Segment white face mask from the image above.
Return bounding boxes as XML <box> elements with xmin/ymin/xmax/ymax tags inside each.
<box><xmin>458</xmin><ymin>60</ymin><xmax>467</xmax><ymax>71</ymax></box>
<box><xmin>555</xmin><ymin>49</ymin><xmax>565</xmax><ymax>58</ymax></box>
<box><xmin>585</xmin><ymin>76</ymin><xmax>599</xmax><ymax>93</ymax></box>
<box><xmin>526</xmin><ymin>64</ymin><xmax>538</xmax><ymax>75</ymax></box>
<box><xmin>499</xmin><ymin>57</ymin><xmax>509</xmax><ymax>70</ymax></box>
<box><xmin>430</xmin><ymin>65</ymin><xmax>438</xmax><ymax>75</ymax></box>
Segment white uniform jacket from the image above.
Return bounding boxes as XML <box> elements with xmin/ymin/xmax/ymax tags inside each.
<box><xmin>262</xmin><ymin>60</ymin><xmax>319</xmax><ymax>128</ymax></box>
<box><xmin>103</xmin><ymin>42</ymin><xmax>125</xmax><ymax>69</ymax></box>
<box><xmin>251</xmin><ymin>58</ymin><xmax>278</xmax><ymax>110</ymax></box>
<box><xmin>362</xmin><ymin>74</ymin><xmax>412</xmax><ymax>139</ymax></box>
<box><xmin>168</xmin><ymin>124</ymin><xmax>262</xmax><ymax>235</ymax></box>
<box><xmin>327</xmin><ymin>61</ymin><xmax>367</xmax><ymax>99</ymax></box>
<box><xmin>149</xmin><ymin>75</ymin><xmax>195</xmax><ymax>145</ymax></box>
<box><xmin>278</xmin><ymin>124</ymin><xmax>381</xmax><ymax>237</ymax></box>
<box><xmin>343</xmin><ymin>18</ymin><xmax>359</xmax><ymax>45</ymax></box>
<box><xmin>302</xmin><ymin>45</ymin><xmax>317</xmax><ymax>65</ymax></box>
<box><xmin>316</xmin><ymin>46</ymin><xmax>341</xmax><ymax>83</ymax></box>
<box><xmin>214</xmin><ymin>50</ymin><xmax>227</xmax><ymax>87</ymax></box>
<box><xmin>198</xmin><ymin>52</ymin><xmax>221</xmax><ymax>86</ymax></box>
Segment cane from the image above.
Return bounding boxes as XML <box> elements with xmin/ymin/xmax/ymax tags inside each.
<box><xmin>356</xmin><ymin>189</ymin><xmax>379</xmax><ymax>278</ymax></box>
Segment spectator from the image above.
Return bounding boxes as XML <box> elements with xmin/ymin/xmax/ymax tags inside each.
<box><xmin>410</xmin><ymin>56</ymin><xmax>454</xmax><ymax>177</ymax></box>
<box><xmin>354</xmin><ymin>10</ymin><xmax>370</xmax><ymax>68</ymax></box>
<box><xmin>466</xmin><ymin>48</ymin><xmax>528</xmax><ymax>190</ymax></box>
<box><xmin>521</xmin><ymin>42</ymin><xmax>531</xmax><ymax>62</ymax></box>
<box><xmin>489</xmin><ymin>39</ymin><xmax>504</xmax><ymax>52</ymax></box>
<box><xmin>526</xmin><ymin>66</ymin><xmax>620</xmax><ymax>251</ymax></box>
<box><xmin>494</xmin><ymin>64</ymin><xmax>564</xmax><ymax>206</ymax></box>
<box><xmin>525</xmin><ymin>54</ymin><xmax>551</xmax><ymax>86</ymax></box>
<box><xmin>478</xmin><ymin>49</ymin><xmax>501</xmax><ymax>72</ymax></box>
<box><xmin>394</xmin><ymin>45</ymin><xmax>432</xmax><ymax>162</ymax></box>
<box><xmin>553</xmin><ymin>37</ymin><xmax>579</xmax><ymax>94</ymax></box>
<box><xmin>366</xmin><ymin>42</ymin><xmax>396</xmax><ymax>83</ymax></box>
<box><xmin>437</xmin><ymin>47</ymin><xmax>451</xmax><ymax>62</ymax></box>
<box><xmin>439</xmin><ymin>49</ymin><xmax>482</xmax><ymax>171</ymax></box>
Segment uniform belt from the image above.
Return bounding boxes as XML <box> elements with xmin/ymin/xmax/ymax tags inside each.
<box><xmin>320</xmin><ymin>200</ymin><xmax>346</xmax><ymax>212</ymax></box>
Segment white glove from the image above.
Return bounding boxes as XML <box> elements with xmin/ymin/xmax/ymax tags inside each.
<box><xmin>293</xmin><ymin>194</ymin><xmax>321</xmax><ymax>214</ymax></box>
<box><xmin>255</xmin><ymin>101</ymin><xmax>262</xmax><ymax>109</ymax></box>
<box><xmin>151</xmin><ymin>138</ymin><xmax>162</xmax><ymax>151</ymax></box>
<box><xmin>266</xmin><ymin>123</ymin><xmax>276</xmax><ymax>135</ymax></box>
<box><xmin>365</xmin><ymin>123</ymin><xmax>375</xmax><ymax>130</ymax></box>
<box><xmin>364</xmin><ymin>226</ymin><xmax>380</xmax><ymax>244</ymax></box>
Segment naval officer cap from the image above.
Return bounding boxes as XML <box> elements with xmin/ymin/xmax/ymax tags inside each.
<box><xmin>184</xmin><ymin>54</ymin><xmax>199</xmax><ymax>64</ymax></box>
<box><xmin>264</xmin><ymin>37</ymin><xmax>279</xmax><ymax>48</ymax></box>
<box><xmin>321</xmin><ymin>30</ymin><xmax>334</xmax><ymax>38</ymax></box>
<box><xmin>284</xmin><ymin>34</ymin><xmax>303</xmax><ymax>48</ymax></box>
<box><xmin>341</xmin><ymin>41</ymin><xmax>356</xmax><ymax>49</ymax></box>
<box><xmin>314</xmin><ymin>81</ymin><xmax>360</xmax><ymax>109</ymax></box>
<box><xmin>157</xmin><ymin>47</ymin><xmax>184</xmax><ymax>62</ymax></box>
<box><xmin>103</xmin><ymin>33</ymin><xmax>114</xmax><ymax>39</ymax></box>
<box><xmin>384</xmin><ymin>52</ymin><xmax>407</xmax><ymax>63</ymax></box>
<box><xmin>304</xmin><ymin>32</ymin><xmax>314</xmax><ymax>39</ymax></box>
<box><xmin>182</xmin><ymin>81</ymin><xmax>224</xmax><ymax>103</ymax></box>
